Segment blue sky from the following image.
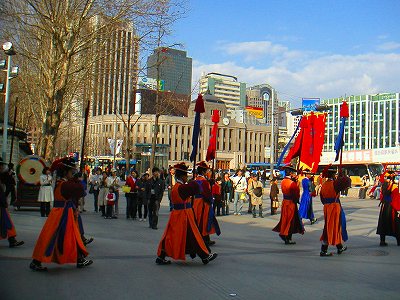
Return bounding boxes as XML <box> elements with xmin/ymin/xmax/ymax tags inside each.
<box><xmin>169</xmin><ymin>0</ymin><xmax>400</xmax><ymax>104</ymax></box>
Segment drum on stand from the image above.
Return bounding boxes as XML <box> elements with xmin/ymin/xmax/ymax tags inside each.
<box><xmin>14</xmin><ymin>155</ymin><xmax>48</xmax><ymax>209</ymax></box>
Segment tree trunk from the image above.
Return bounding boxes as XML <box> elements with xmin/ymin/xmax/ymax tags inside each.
<box><xmin>149</xmin><ymin>113</ymin><xmax>160</xmax><ymax>173</ymax></box>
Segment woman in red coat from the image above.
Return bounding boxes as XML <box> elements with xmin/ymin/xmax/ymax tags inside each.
<box><xmin>156</xmin><ymin>162</ymin><xmax>217</xmax><ymax>265</ymax></box>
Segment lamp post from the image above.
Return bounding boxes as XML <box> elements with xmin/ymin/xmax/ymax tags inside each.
<box><xmin>2</xmin><ymin>42</ymin><xmax>16</xmax><ymax>161</ymax></box>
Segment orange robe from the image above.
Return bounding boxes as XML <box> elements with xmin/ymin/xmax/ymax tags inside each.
<box><xmin>273</xmin><ymin>177</ymin><xmax>304</xmax><ymax>235</ymax></box>
<box><xmin>32</xmin><ymin>179</ymin><xmax>88</xmax><ymax>264</ymax></box>
<box><xmin>0</xmin><ymin>208</ymin><xmax>17</xmax><ymax>240</ymax></box>
<box><xmin>157</xmin><ymin>181</ymin><xmax>209</xmax><ymax>260</ymax></box>
<box><xmin>320</xmin><ymin>179</ymin><xmax>347</xmax><ymax>245</ymax></box>
<box><xmin>193</xmin><ymin>176</ymin><xmax>217</xmax><ymax>236</ymax></box>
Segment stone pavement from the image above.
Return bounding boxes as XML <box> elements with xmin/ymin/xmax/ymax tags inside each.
<box><xmin>1</xmin><ymin>194</ymin><xmax>400</xmax><ymax>300</ymax></box>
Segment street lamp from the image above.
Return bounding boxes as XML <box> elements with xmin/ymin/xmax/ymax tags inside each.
<box><xmin>2</xmin><ymin>42</ymin><xmax>17</xmax><ymax>161</ymax></box>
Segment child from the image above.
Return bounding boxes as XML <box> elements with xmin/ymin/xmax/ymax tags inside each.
<box><xmin>105</xmin><ymin>187</ymin><xmax>116</xmax><ymax>219</ymax></box>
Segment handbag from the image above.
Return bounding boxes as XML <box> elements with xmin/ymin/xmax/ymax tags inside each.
<box><xmin>272</xmin><ymin>199</ymin><xmax>280</xmax><ymax>208</ymax></box>
<box><xmin>240</xmin><ymin>192</ymin><xmax>247</xmax><ymax>202</ymax></box>
<box><xmin>122</xmin><ymin>185</ymin><xmax>131</xmax><ymax>193</ymax></box>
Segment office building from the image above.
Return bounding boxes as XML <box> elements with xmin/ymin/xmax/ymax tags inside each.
<box><xmin>246</xmin><ymin>84</ymin><xmax>278</xmax><ymax>127</ymax></box>
<box><xmin>200</xmin><ymin>73</ymin><xmax>246</xmax><ymax>116</ymax></box>
<box><xmin>85</xmin><ymin>17</ymin><xmax>137</xmax><ymax>118</ymax></box>
<box><xmin>322</xmin><ymin>93</ymin><xmax>400</xmax><ymax>152</ymax></box>
<box><xmin>71</xmin><ymin>92</ymin><xmax>274</xmax><ymax>171</ymax></box>
<box><xmin>147</xmin><ymin>48</ymin><xmax>192</xmax><ymax>96</ymax></box>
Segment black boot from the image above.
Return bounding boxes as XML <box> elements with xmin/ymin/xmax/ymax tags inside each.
<box><xmin>8</xmin><ymin>237</ymin><xmax>24</xmax><ymax>248</ymax></box>
<box><xmin>259</xmin><ymin>207</ymin><xmax>264</xmax><ymax>218</ymax></box>
<box><xmin>337</xmin><ymin>244</ymin><xmax>347</xmax><ymax>254</ymax></box>
<box><xmin>77</xmin><ymin>258</ymin><xmax>93</xmax><ymax>268</ymax></box>
<box><xmin>320</xmin><ymin>244</ymin><xmax>332</xmax><ymax>257</ymax></box>
<box><xmin>202</xmin><ymin>253</ymin><xmax>218</xmax><ymax>265</ymax></box>
<box><xmin>380</xmin><ymin>235</ymin><xmax>388</xmax><ymax>246</ymax></box>
<box><xmin>29</xmin><ymin>259</ymin><xmax>47</xmax><ymax>271</ymax></box>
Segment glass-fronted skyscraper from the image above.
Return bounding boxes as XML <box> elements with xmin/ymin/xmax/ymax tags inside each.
<box><xmin>322</xmin><ymin>93</ymin><xmax>400</xmax><ymax>151</ymax></box>
<box><xmin>146</xmin><ymin>48</ymin><xmax>192</xmax><ymax>96</ymax></box>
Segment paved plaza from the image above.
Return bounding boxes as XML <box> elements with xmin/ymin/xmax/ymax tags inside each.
<box><xmin>1</xmin><ymin>192</ymin><xmax>400</xmax><ymax>300</ymax></box>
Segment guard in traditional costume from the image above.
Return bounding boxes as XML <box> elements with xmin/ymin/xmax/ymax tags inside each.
<box><xmin>376</xmin><ymin>171</ymin><xmax>400</xmax><ymax>246</ymax></box>
<box><xmin>192</xmin><ymin>161</ymin><xmax>221</xmax><ymax>246</ymax></box>
<box><xmin>29</xmin><ymin>158</ymin><xmax>93</xmax><ymax>271</ymax></box>
<box><xmin>319</xmin><ymin>168</ymin><xmax>350</xmax><ymax>256</ymax></box>
<box><xmin>156</xmin><ymin>162</ymin><xmax>218</xmax><ymax>265</ymax></box>
<box><xmin>0</xmin><ymin>159</ymin><xmax>24</xmax><ymax>248</ymax></box>
<box><xmin>273</xmin><ymin>166</ymin><xmax>304</xmax><ymax>244</ymax></box>
<box><xmin>298</xmin><ymin>171</ymin><xmax>317</xmax><ymax>224</ymax></box>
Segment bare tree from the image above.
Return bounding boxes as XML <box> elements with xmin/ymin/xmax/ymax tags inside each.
<box><xmin>0</xmin><ymin>0</ymin><xmax>179</xmax><ymax>160</ymax></box>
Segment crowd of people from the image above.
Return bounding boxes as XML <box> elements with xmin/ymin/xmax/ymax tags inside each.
<box><xmin>0</xmin><ymin>157</ymin><xmax>399</xmax><ymax>271</ymax></box>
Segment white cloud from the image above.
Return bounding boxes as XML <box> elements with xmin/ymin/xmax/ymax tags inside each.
<box><xmin>192</xmin><ymin>52</ymin><xmax>400</xmax><ymax>105</ymax></box>
<box><xmin>377</xmin><ymin>41</ymin><xmax>400</xmax><ymax>51</ymax></box>
<box><xmin>218</xmin><ymin>41</ymin><xmax>294</xmax><ymax>61</ymax></box>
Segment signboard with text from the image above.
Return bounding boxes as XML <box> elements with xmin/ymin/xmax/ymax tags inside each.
<box><xmin>138</xmin><ymin>77</ymin><xmax>165</xmax><ymax>91</ymax></box>
<box><xmin>302</xmin><ymin>98</ymin><xmax>320</xmax><ymax>111</ymax></box>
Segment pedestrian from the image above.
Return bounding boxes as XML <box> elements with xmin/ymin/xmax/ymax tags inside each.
<box><xmin>148</xmin><ymin>167</ymin><xmax>165</xmax><ymax>230</ymax></box>
<box><xmin>137</xmin><ymin>173</ymin><xmax>150</xmax><ymax>222</ymax></box>
<box><xmin>165</xmin><ymin>167</ymin><xmax>176</xmax><ymax>211</ymax></box>
<box><xmin>108</xmin><ymin>169</ymin><xmax>121</xmax><ymax>216</ymax></box>
<box><xmin>30</xmin><ymin>157</ymin><xmax>92</xmax><ymax>271</ymax></box>
<box><xmin>261</xmin><ymin>169</ymin><xmax>267</xmax><ymax>187</ymax></box>
<box><xmin>0</xmin><ymin>159</ymin><xmax>24</xmax><ymax>248</ymax></box>
<box><xmin>272</xmin><ymin>166</ymin><xmax>304</xmax><ymax>244</ymax></box>
<box><xmin>98</xmin><ymin>171</ymin><xmax>109</xmax><ymax>217</ymax></box>
<box><xmin>232</xmin><ymin>169</ymin><xmax>247</xmax><ymax>216</ymax></box>
<box><xmin>38</xmin><ymin>167</ymin><xmax>54</xmax><ymax>217</ymax></box>
<box><xmin>105</xmin><ymin>186</ymin><xmax>116</xmax><ymax>219</ymax></box>
<box><xmin>89</xmin><ymin>168</ymin><xmax>102</xmax><ymax>212</ymax></box>
<box><xmin>248</xmin><ymin>173</ymin><xmax>264</xmax><ymax>218</ymax></box>
<box><xmin>246</xmin><ymin>173</ymin><xmax>254</xmax><ymax>214</ymax></box>
<box><xmin>319</xmin><ymin>168</ymin><xmax>350</xmax><ymax>256</ymax></box>
<box><xmin>212</xmin><ymin>177</ymin><xmax>222</xmax><ymax>216</ymax></box>
<box><xmin>315</xmin><ymin>172</ymin><xmax>325</xmax><ymax>196</ymax></box>
<box><xmin>193</xmin><ymin>161</ymin><xmax>221</xmax><ymax>246</ymax></box>
<box><xmin>358</xmin><ymin>174</ymin><xmax>370</xmax><ymax>199</ymax></box>
<box><xmin>77</xmin><ymin>172</ymin><xmax>87</xmax><ymax>212</ymax></box>
<box><xmin>221</xmin><ymin>172</ymin><xmax>233</xmax><ymax>215</ymax></box>
<box><xmin>156</xmin><ymin>162</ymin><xmax>218</xmax><ymax>265</ymax></box>
<box><xmin>298</xmin><ymin>171</ymin><xmax>317</xmax><ymax>224</ymax></box>
<box><xmin>376</xmin><ymin>171</ymin><xmax>400</xmax><ymax>246</ymax></box>
<box><xmin>368</xmin><ymin>175</ymin><xmax>381</xmax><ymax>199</ymax></box>
<box><xmin>2</xmin><ymin>163</ymin><xmax>16</xmax><ymax>207</ymax></box>
<box><xmin>270</xmin><ymin>178</ymin><xmax>279</xmax><ymax>215</ymax></box>
<box><xmin>125</xmin><ymin>169</ymin><xmax>138</xmax><ymax>219</ymax></box>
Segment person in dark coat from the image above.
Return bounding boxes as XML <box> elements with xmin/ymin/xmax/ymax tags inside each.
<box><xmin>376</xmin><ymin>171</ymin><xmax>400</xmax><ymax>246</ymax></box>
<box><xmin>148</xmin><ymin>167</ymin><xmax>165</xmax><ymax>229</ymax></box>
<box><xmin>221</xmin><ymin>173</ymin><xmax>233</xmax><ymax>215</ymax></box>
<box><xmin>269</xmin><ymin>178</ymin><xmax>279</xmax><ymax>215</ymax></box>
<box><xmin>137</xmin><ymin>173</ymin><xmax>150</xmax><ymax>222</ymax></box>
<box><xmin>0</xmin><ymin>159</ymin><xmax>24</xmax><ymax>248</ymax></box>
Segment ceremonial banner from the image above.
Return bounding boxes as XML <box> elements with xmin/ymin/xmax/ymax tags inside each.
<box><xmin>298</xmin><ymin>112</ymin><xmax>327</xmax><ymax>172</ymax></box>
<box><xmin>190</xmin><ymin>94</ymin><xmax>205</xmax><ymax>162</ymax></box>
<box><xmin>206</xmin><ymin>110</ymin><xmax>220</xmax><ymax>161</ymax></box>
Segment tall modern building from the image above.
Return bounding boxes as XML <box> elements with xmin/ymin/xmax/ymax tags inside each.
<box><xmin>322</xmin><ymin>93</ymin><xmax>400</xmax><ymax>152</ymax></box>
<box><xmin>85</xmin><ymin>17</ymin><xmax>137</xmax><ymax>117</ymax></box>
<box><xmin>200</xmin><ymin>73</ymin><xmax>246</xmax><ymax>116</ymax></box>
<box><xmin>146</xmin><ymin>48</ymin><xmax>192</xmax><ymax>96</ymax></box>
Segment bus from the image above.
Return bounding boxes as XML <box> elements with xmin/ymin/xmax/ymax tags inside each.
<box><xmin>246</xmin><ymin>163</ymin><xmax>285</xmax><ymax>179</ymax></box>
<box><xmin>317</xmin><ymin>162</ymin><xmax>384</xmax><ymax>186</ymax></box>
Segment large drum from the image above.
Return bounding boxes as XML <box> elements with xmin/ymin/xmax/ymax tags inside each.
<box><xmin>14</xmin><ymin>155</ymin><xmax>48</xmax><ymax>209</ymax></box>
